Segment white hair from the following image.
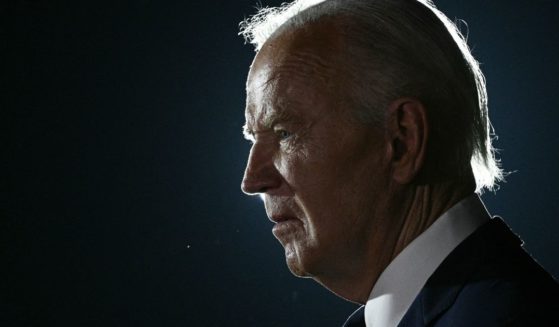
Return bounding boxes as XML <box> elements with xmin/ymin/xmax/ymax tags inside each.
<box><xmin>240</xmin><ymin>0</ymin><xmax>504</xmax><ymax>193</ymax></box>
<box><xmin>240</xmin><ymin>0</ymin><xmax>327</xmax><ymax>51</ymax></box>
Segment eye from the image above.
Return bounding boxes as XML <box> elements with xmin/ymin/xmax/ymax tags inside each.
<box><xmin>274</xmin><ymin>128</ymin><xmax>293</xmax><ymax>141</ymax></box>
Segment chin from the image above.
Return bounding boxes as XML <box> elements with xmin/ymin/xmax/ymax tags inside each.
<box><xmin>286</xmin><ymin>259</ymin><xmax>309</xmax><ymax>277</ymax></box>
<box><xmin>284</xmin><ymin>247</ymin><xmax>315</xmax><ymax>278</ymax></box>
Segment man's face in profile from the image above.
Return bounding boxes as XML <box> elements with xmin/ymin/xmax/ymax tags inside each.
<box><xmin>241</xmin><ymin>23</ymin><xmax>396</xmax><ymax>281</ymax></box>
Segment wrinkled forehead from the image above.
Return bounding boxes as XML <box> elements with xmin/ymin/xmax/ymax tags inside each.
<box><xmin>247</xmin><ymin>19</ymin><xmax>345</xmax><ymax>86</ymax></box>
<box><xmin>245</xmin><ymin>20</ymin><xmax>346</xmax><ymax>124</ymax></box>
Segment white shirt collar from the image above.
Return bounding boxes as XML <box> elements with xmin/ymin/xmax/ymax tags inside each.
<box><xmin>364</xmin><ymin>194</ymin><xmax>490</xmax><ymax>327</ymax></box>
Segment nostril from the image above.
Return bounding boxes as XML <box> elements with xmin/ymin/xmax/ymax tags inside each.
<box><xmin>252</xmin><ymin>186</ymin><xmax>269</xmax><ymax>194</ymax></box>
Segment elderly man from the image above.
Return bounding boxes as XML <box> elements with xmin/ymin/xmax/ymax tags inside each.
<box><xmin>239</xmin><ymin>0</ymin><xmax>558</xmax><ymax>326</ymax></box>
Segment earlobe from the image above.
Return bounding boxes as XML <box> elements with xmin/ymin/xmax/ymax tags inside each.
<box><xmin>386</xmin><ymin>98</ymin><xmax>429</xmax><ymax>184</ymax></box>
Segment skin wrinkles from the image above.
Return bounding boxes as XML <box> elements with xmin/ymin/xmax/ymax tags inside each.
<box><xmin>243</xmin><ymin>49</ymin><xmax>342</xmax><ymax>138</ymax></box>
<box><xmin>271</xmin><ymin>51</ymin><xmax>338</xmax><ymax>89</ymax></box>
<box><xmin>244</xmin><ymin>18</ymin><xmax>346</xmax><ymax>141</ymax></box>
<box><xmin>244</xmin><ymin>49</ymin><xmax>344</xmax><ymax>160</ymax></box>
<box><xmin>242</xmin><ymin>20</ymin><xmax>398</xmax><ymax>301</ymax></box>
<box><xmin>241</xmin><ymin>19</ymin><xmax>476</xmax><ymax>304</ymax></box>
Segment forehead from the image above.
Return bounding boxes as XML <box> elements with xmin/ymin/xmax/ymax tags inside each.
<box><xmin>245</xmin><ymin>21</ymin><xmax>346</xmax><ymax>129</ymax></box>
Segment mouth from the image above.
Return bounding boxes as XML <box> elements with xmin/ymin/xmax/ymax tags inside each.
<box><xmin>269</xmin><ymin>214</ymin><xmax>300</xmax><ymax>239</ymax></box>
<box><xmin>269</xmin><ymin>214</ymin><xmax>296</xmax><ymax>224</ymax></box>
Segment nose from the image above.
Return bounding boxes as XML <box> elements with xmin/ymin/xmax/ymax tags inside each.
<box><xmin>241</xmin><ymin>143</ymin><xmax>282</xmax><ymax>195</ymax></box>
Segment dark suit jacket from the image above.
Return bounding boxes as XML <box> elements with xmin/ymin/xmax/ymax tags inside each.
<box><xmin>343</xmin><ymin>217</ymin><xmax>559</xmax><ymax>326</ymax></box>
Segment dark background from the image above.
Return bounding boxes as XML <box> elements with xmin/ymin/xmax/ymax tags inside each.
<box><xmin>3</xmin><ymin>0</ymin><xmax>558</xmax><ymax>326</ymax></box>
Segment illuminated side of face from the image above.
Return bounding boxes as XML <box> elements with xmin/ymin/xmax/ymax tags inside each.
<box><xmin>241</xmin><ymin>22</ymin><xmax>396</xmax><ymax>285</ymax></box>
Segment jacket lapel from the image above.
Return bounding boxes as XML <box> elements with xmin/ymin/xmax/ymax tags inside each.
<box><xmin>398</xmin><ymin>217</ymin><xmax>522</xmax><ymax>326</ymax></box>
<box><xmin>343</xmin><ymin>305</ymin><xmax>365</xmax><ymax>327</ymax></box>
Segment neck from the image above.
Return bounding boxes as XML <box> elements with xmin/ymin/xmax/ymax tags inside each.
<box><xmin>320</xmin><ymin>177</ymin><xmax>476</xmax><ymax>304</ymax></box>
<box><xmin>390</xmin><ymin>179</ymin><xmax>475</xmax><ymax>265</ymax></box>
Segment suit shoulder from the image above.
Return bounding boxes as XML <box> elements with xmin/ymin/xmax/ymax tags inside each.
<box><xmin>433</xmin><ymin>275</ymin><xmax>559</xmax><ymax>326</ymax></box>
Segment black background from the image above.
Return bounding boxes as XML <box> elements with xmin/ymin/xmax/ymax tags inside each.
<box><xmin>3</xmin><ymin>0</ymin><xmax>558</xmax><ymax>326</ymax></box>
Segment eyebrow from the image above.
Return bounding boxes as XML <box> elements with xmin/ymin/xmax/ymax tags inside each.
<box><xmin>242</xmin><ymin>105</ymin><xmax>297</xmax><ymax>140</ymax></box>
<box><xmin>242</xmin><ymin>124</ymin><xmax>254</xmax><ymax>141</ymax></box>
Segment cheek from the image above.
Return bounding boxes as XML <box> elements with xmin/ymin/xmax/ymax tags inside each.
<box><xmin>274</xmin><ymin>149</ymin><xmax>313</xmax><ymax>186</ymax></box>
<box><xmin>281</xmin><ymin>160</ymin><xmax>347</xmax><ymax>224</ymax></box>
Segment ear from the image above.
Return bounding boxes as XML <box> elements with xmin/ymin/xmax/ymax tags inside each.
<box><xmin>385</xmin><ymin>98</ymin><xmax>429</xmax><ymax>184</ymax></box>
